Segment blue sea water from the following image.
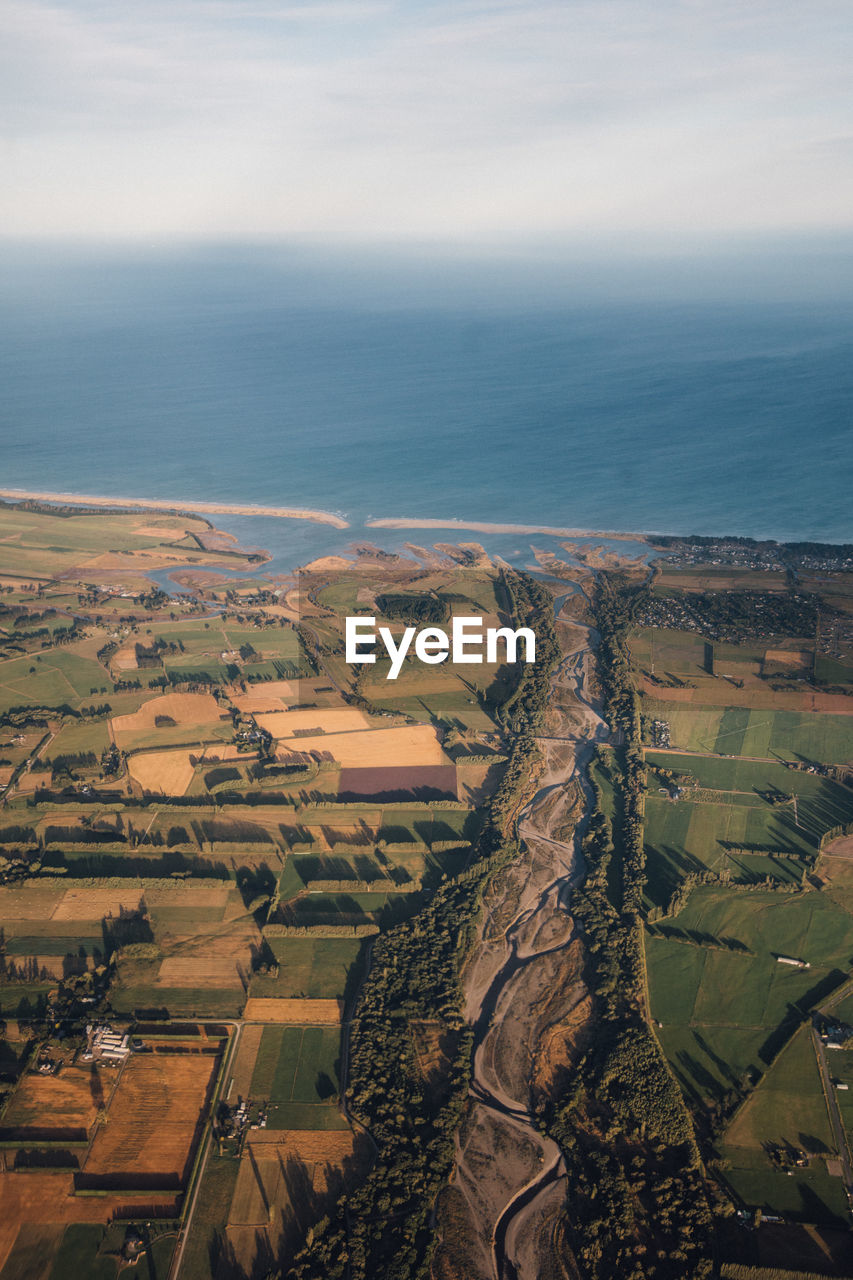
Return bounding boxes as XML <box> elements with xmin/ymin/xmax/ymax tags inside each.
<box><xmin>0</xmin><ymin>252</ymin><xmax>851</xmax><ymax>555</ymax></box>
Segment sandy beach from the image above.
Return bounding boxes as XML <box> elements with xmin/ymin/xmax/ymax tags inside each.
<box><xmin>0</xmin><ymin>488</ymin><xmax>349</xmax><ymax>529</ymax></box>
<box><xmin>366</xmin><ymin>516</ymin><xmax>647</xmax><ymax>541</ymax></box>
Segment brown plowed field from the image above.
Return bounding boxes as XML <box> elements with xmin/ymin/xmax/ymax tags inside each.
<box><xmin>53</xmin><ymin>887</ymin><xmax>144</xmax><ymax>920</ymax></box>
<box><xmin>157</xmin><ymin>956</ymin><xmax>245</xmax><ymax>989</ymax></box>
<box><xmin>143</xmin><ymin>882</ymin><xmax>232</xmax><ymax>908</ymax></box>
<box><xmin>639</xmin><ymin>678</ymin><xmax>853</xmax><ymax>714</ymax></box>
<box><xmin>112</xmin><ymin>692</ymin><xmax>225</xmax><ymax>739</ymax></box>
<box><xmin>135</xmin><ymin>525</ymin><xmax>192</xmax><ymax>539</ymax></box>
<box><xmin>822</xmin><ymin>835</ymin><xmax>853</xmax><ymax>860</ymax></box>
<box><xmin>1</xmin><ymin>1064</ymin><xmax>102</xmax><ymax>1133</ymax></box>
<box><xmin>256</xmin><ymin>707</ymin><xmax>371</xmax><ymax>738</ymax></box>
<box><xmin>0</xmin><ymin>885</ymin><xmax>65</xmax><ymax>919</ymax></box>
<box><xmin>127</xmin><ymin>749</ymin><xmax>195</xmax><ymax>795</ymax></box>
<box><xmin>232</xmin><ymin>1130</ymin><xmax>359</xmax><ymax>1219</ymax></box>
<box><xmin>229</xmin><ymin>1157</ymin><xmax>274</xmax><ymax>1226</ymax></box>
<box><xmin>243</xmin><ymin>998</ymin><xmax>342</xmax><ymax>1024</ymax></box>
<box><xmin>764</xmin><ymin>648</ymin><xmax>811</xmax><ymax>667</ymax></box>
<box><xmin>276</xmin><ymin>725</ymin><xmax>446</xmax><ymax>768</ymax></box>
<box><xmin>231</xmin><ymin>680</ymin><xmax>298</xmax><ymax>713</ymax></box>
<box><xmin>457</xmin><ymin>761</ymin><xmax>500</xmax><ymax>805</ymax></box>
<box><xmin>84</xmin><ymin>1052</ymin><xmax>217</xmax><ymax>1181</ymax></box>
<box><xmin>112</xmin><ymin>645</ymin><xmax>139</xmax><ymax>671</ymax></box>
<box><xmin>246</xmin><ymin>1129</ymin><xmax>357</xmax><ymax>1159</ymax></box>
<box><xmin>16</xmin><ymin>770</ymin><xmax>51</xmax><ymax>793</ymax></box>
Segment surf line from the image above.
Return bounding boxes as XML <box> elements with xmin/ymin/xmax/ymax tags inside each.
<box><xmin>345</xmin><ymin>615</ymin><xmax>536</xmax><ymax>681</ymax></box>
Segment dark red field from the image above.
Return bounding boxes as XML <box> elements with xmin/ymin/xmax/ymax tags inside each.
<box><xmin>337</xmin><ymin>765</ymin><xmax>458</xmax><ymax>801</ymax></box>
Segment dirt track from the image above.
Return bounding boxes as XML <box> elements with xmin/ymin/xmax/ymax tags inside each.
<box><xmin>433</xmin><ymin>584</ymin><xmax>605</xmax><ymax>1280</ymax></box>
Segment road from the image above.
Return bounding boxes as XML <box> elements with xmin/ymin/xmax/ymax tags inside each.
<box><xmin>167</xmin><ymin>1019</ymin><xmax>243</xmax><ymax>1280</ymax></box>
<box><xmin>811</xmin><ymin>1027</ymin><xmax>853</xmax><ymax>1193</ymax></box>
<box><xmin>810</xmin><ymin>979</ymin><xmax>853</xmax><ymax>1200</ymax></box>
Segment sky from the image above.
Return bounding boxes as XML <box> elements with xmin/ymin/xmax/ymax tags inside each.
<box><xmin>1</xmin><ymin>0</ymin><xmax>852</xmax><ymax>248</ymax></box>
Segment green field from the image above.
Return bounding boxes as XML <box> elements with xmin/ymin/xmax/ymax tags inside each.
<box><xmin>647</xmin><ymin>886</ymin><xmax>853</xmax><ymax>1080</ymax></box>
<box><xmin>646</xmin><ymin>880</ymin><xmax>853</xmax><ymax>1218</ymax></box>
<box><xmin>220</xmin><ymin>624</ymin><xmax>305</xmax><ymax>664</ymax></box>
<box><xmin>250</xmin><ymin>1025</ymin><xmax>349</xmax><ymax>1128</ymax></box>
<box><xmin>645</xmin><ymin>750</ymin><xmax>851</xmax><ymax>801</ymax></box>
<box><xmin>815</xmin><ymin>655</ymin><xmax>853</xmax><ymax>686</ymax></box>
<box><xmin>645</xmin><ymin>753</ymin><xmax>853</xmax><ymax>863</ymax></box>
<box><xmin>48</xmin><ymin>1225</ymin><xmax>120</xmax><ymax>1280</ymax></box>
<box><xmin>0</xmin><ymin>651</ymin><xmax>114</xmax><ymax>713</ymax></box>
<box><xmin>109</xmin><ymin>984</ymin><xmax>245</xmax><ymax>1018</ymax></box>
<box><xmin>649</xmin><ymin>887</ymin><xmax>853</xmax><ymax>1016</ymax></box>
<box><xmin>644</xmin><ymin>791</ymin><xmax>811</xmax><ymax>907</ymax></box>
<box><xmin>43</xmin><ymin>718</ymin><xmax>112</xmax><ymax>761</ymax></box>
<box><xmin>631</xmin><ymin>627</ymin><xmax>787</xmax><ymax>676</ymax></box>
<box><xmin>642</xmin><ymin>751</ymin><xmax>853</xmax><ymax>909</ymax></box>
<box><xmin>828</xmin><ymin>1045</ymin><xmax>853</xmax><ymax>1146</ymax></box>
<box><xmin>0</xmin><ymin>982</ymin><xmax>52</xmax><ymax>1018</ymax></box>
<box><xmin>718</xmin><ymin>1028</ymin><xmax>849</xmax><ymax>1225</ymax></box>
<box><xmin>643</xmin><ymin>700</ymin><xmax>853</xmax><ymax>762</ymax></box>
<box><xmin>252</xmin><ymin>937</ymin><xmax>366</xmax><ymax>999</ymax></box>
<box><xmin>368</xmin><ymin>688</ymin><xmax>500</xmax><ymax>732</ymax></box>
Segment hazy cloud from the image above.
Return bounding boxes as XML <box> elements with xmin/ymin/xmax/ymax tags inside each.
<box><xmin>1</xmin><ymin>0</ymin><xmax>851</xmax><ymax>242</ymax></box>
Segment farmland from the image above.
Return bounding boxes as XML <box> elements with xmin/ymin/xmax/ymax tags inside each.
<box><xmin>84</xmin><ymin>1049</ymin><xmax>218</xmax><ymax>1183</ymax></box>
<box><xmin>249</xmin><ymin>1024</ymin><xmax>348</xmax><ymax>1128</ymax></box>
<box><xmin>632</xmin><ymin>558</ymin><xmax>853</xmax><ymax>1238</ymax></box>
<box><xmin>642</xmin><ymin>700</ymin><xmax>853</xmax><ymax>762</ymax></box>
<box><xmin>0</xmin><ymin>1033</ymin><xmax>216</xmax><ymax>1276</ymax></box>
<box><xmin>642</xmin><ymin>752</ymin><xmax>853</xmax><ymax>909</ymax></box>
<box><xmin>0</xmin><ymin>507</ymin><xmax>528</xmax><ymax>1277</ymax></box>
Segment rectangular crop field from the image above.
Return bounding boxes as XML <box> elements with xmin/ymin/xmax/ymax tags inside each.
<box><xmin>242</xmin><ymin>997</ymin><xmax>343</xmax><ymax>1023</ymax></box>
<box><xmin>250</xmin><ymin>938</ymin><xmax>365</xmax><ymax>1000</ymax></box>
<box><xmin>643</xmin><ymin>700</ymin><xmax>853</xmax><ymax>762</ymax></box>
<box><xmin>630</xmin><ymin>628</ymin><xmax>710</xmax><ymax>676</ymax></box>
<box><xmin>249</xmin><ymin>1025</ymin><xmax>348</xmax><ymax>1129</ymax></box>
<box><xmin>644</xmin><ymin>751</ymin><xmax>853</xmax><ymax>871</ymax></box>
<box><xmin>44</xmin><ymin>718</ymin><xmax>111</xmax><ymax>761</ymax></box>
<box><xmin>0</xmin><ymin>1169</ymin><xmax>178</xmax><ymax>1280</ymax></box>
<box><xmin>275</xmin><ymin>724</ymin><xmax>448</xmax><ymax>768</ymax></box>
<box><xmin>84</xmin><ymin>1050</ymin><xmax>217</xmax><ymax>1181</ymax></box>
<box><xmin>724</xmin><ymin>1028</ymin><xmax>833</xmax><ymax>1152</ymax></box>
<box><xmin>0</xmin><ymin>1064</ymin><xmax>101</xmax><ymax>1136</ymax></box>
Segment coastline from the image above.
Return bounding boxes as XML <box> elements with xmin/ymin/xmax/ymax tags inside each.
<box><xmin>366</xmin><ymin>516</ymin><xmax>647</xmax><ymax>541</ymax></box>
<box><xmin>0</xmin><ymin>488</ymin><xmax>349</xmax><ymax>530</ymax></box>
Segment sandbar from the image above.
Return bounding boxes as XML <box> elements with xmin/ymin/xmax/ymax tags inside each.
<box><xmin>366</xmin><ymin>517</ymin><xmax>647</xmax><ymax>541</ymax></box>
<box><xmin>0</xmin><ymin>488</ymin><xmax>349</xmax><ymax>529</ymax></box>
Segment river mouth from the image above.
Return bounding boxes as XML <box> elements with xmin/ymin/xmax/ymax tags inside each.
<box><xmin>432</xmin><ymin>573</ymin><xmax>606</xmax><ymax>1280</ymax></box>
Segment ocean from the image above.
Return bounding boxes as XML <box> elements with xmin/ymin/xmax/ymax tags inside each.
<box><xmin>1</xmin><ymin>250</ymin><xmax>851</xmax><ymax>558</ymax></box>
